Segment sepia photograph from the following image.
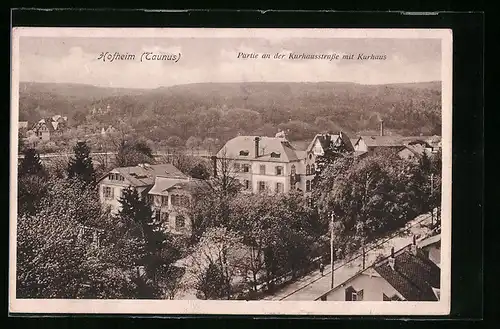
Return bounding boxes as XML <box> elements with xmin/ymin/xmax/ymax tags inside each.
<box><xmin>9</xmin><ymin>27</ymin><xmax>452</xmax><ymax>315</ymax></box>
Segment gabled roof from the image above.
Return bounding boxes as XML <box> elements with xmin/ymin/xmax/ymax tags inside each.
<box><xmin>374</xmin><ymin>248</ymin><xmax>440</xmax><ymax>301</ymax></box>
<box><xmin>217</xmin><ymin>136</ymin><xmax>301</xmax><ymax>162</ymax></box>
<box><xmin>306</xmin><ymin>132</ymin><xmax>355</xmax><ymax>154</ymax></box>
<box><xmin>317</xmin><ymin>243</ymin><xmax>441</xmax><ymax>302</ymax></box>
<box><xmin>148</xmin><ymin>177</ymin><xmax>200</xmax><ymax>195</ymax></box>
<box><xmin>99</xmin><ymin>163</ymin><xmax>186</xmax><ymax>187</ymax></box>
<box><xmin>417</xmin><ymin>234</ymin><xmax>441</xmax><ymax>249</ymax></box>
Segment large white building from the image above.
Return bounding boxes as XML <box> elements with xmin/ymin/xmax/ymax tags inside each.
<box><xmin>215</xmin><ymin>131</ymin><xmax>355</xmax><ymax>197</ymax></box>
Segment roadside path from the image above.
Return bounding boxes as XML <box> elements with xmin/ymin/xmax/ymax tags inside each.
<box><xmin>262</xmin><ymin>212</ymin><xmax>434</xmax><ymax>301</ymax></box>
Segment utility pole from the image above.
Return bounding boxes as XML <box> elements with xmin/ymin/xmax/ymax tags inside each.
<box><xmin>330</xmin><ymin>212</ymin><xmax>335</xmax><ymax>289</ymax></box>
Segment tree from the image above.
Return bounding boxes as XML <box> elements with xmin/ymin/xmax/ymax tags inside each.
<box><xmin>18</xmin><ymin>130</ymin><xmax>25</xmax><ymax>154</ymax></box>
<box><xmin>186</xmin><ymin>226</ymin><xmax>243</xmax><ymax>300</ymax></box>
<box><xmin>186</xmin><ymin>136</ymin><xmax>202</xmax><ymax>154</ymax></box>
<box><xmin>115</xmin><ymin>186</ymin><xmax>181</xmax><ymax>297</ymax></box>
<box><xmin>188</xmin><ymin>151</ymin><xmax>240</xmax><ymax>242</ymax></box>
<box><xmin>16</xmin><ymin>178</ymin><xmax>139</xmax><ymax>299</ymax></box>
<box><xmin>19</xmin><ymin>148</ymin><xmax>45</xmax><ymax>177</ymax></box>
<box><xmin>67</xmin><ymin>141</ymin><xmax>96</xmax><ymax>186</ymax></box>
<box><xmin>196</xmin><ymin>261</ymin><xmax>227</xmax><ymax>300</ymax></box>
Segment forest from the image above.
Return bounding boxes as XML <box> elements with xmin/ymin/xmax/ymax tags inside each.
<box><xmin>19</xmin><ymin>81</ymin><xmax>442</xmax><ymax>151</ymax></box>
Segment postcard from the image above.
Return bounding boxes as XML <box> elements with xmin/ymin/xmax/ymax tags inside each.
<box><xmin>10</xmin><ymin>27</ymin><xmax>452</xmax><ymax>315</ymax></box>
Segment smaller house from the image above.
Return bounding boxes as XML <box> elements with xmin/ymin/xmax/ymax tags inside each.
<box><xmin>97</xmin><ymin>163</ymin><xmax>186</xmax><ymax>215</ymax></box>
<box><xmin>30</xmin><ymin>116</ymin><xmax>68</xmax><ymax>141</ymax></box>
<box><xmin>316</xmin><ymin>242</ymin><xmax>441</xmax><ymax>302</ymax></box>
<box><xmin>397</xmin><ymin>141</ymin><xmax>434</xmax><ymax>162</ymax></box>
<box><xmin>417</xmin><ymin>234</ymin><xmax>441</xmax><ymax>267</ymax></box>
<box><xmin>148</xmin><ymin>176</ymin><xmax>200</xmax><ymax>236</ymax></box>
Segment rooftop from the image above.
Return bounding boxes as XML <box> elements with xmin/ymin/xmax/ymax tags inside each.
<box><xmin>100</xmin><ymin>163</ymin><xmax>187</xmax><ymax>187</ymax></box>
<box><xmin>318</xmin><ymin>242</ymin><xmax>441</xmax><ymax>302</ymax></box>
<box><xmin>217</xmin><ymin>135</ymin><xmax>301</xmax><ymax>162</ymax></box>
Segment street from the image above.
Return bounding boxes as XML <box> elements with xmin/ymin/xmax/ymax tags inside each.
<box><xmin>262</xmin><ymin>212</ymin><xmax>434</xmax><ymax>301</ymax></box>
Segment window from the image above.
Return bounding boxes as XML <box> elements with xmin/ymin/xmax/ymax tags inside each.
<box><xmin>239</xmin><ymin>150</ymin><xmax>249</xmax><ymax>156</ymax></box>
<box><xmin>275</xmin><ymin>182</ymin><xmax>284</xmax><ymax>193</ymax></box>
<box><xmin>103</xmin><ymin>186</ymin><xmax>114</xmax><ymax>199</ymax></box>
<box><xmin>275</xmin><ymin>166</ymin><xmax>283</xmax><ymax>176</ymax></box>
<box><xmin>306</xmin><ymin>180</ymin><xmax>311</xmax><ymax>192</ymax></box>
<box><xmin>161</xmin><ymin>195</ymin><xmax>169</xmax><ymax>206</ymax></box>
<box><xmin>109</xmin><ymin>173</ymin><xmax>124</xmax><ymax>181</ymax></box>
<box><xmin>260</xmin><ymin>165</ymin><xmax>266</xmax><ymax>175</ymax></box>
<box><xmin>147</xmin><ymin>194</ymin><xmax>154</xmax><ymax>204</ymax></box>
<box><xmin>175</xmin><ymin>215</ymin><xmax>186</xmax><ymax>229</ymax></box>
<box><xmin>309</xmin><ymin>154</ymin><xmax>313</xmax><ymax>160</ymax></box>
<box><xmin>291</xmin><ymin>165</ymin><xmax>296</xmax><ymax>175</ymax></box>
<box><xmin>270</xmin><ymin>152</ymin><xmax>281</xmax><ymax>158</ymax></box>
<box><xmin>233</xmin><ymin>163</ymin><xmax>241</xmax><ymax>172</ymax></box>
<box><xmin>242</xmin><ymin>164</ymin><xmax>250</xmax><ymax>173</ymax></box>
<box><xmin>171</xmin><ymin>195</ymin><xmax>179</xmax><ymax>206</ymax></box>
<box><xmin>306</xmin><ymin>196</ymin><xmax>314</xmax><ymax>207</ymax></box>
<box><xmin>244</xmin><ymin>180</ymin><xmax>251</xmax><ymax>190</ymax></box>
<box><xmin>161</xmin><ymin>212</ymin><xmax>169</xmax><ymax>222</ymax></box>
<box><xmin>306</xmin><ymin>164</ymin><xmax>311</xmax><ymax>175</ymax></box>
<box><xmin>258</xmin><ymin>181</ymin><xmax>266</xmax><ymax>192</ymax></box>
<box><xmin>383</xmin><ymin>293</ymin><xmax>402</xmax><ymax>301</ymax></box>
<box><xmin>154</xmin><ymin>210</ymin><xmax>161</xmax><ymax>223</ymax></box>
<box><xmin>345</xmin><ymin>286</ymin><xmax>363</xmax><ymax>301</ymax></box>
<box><xmin>311</xmin><ymin>164</ymin><xmax>315</xmax><ymax>174</ymax></box>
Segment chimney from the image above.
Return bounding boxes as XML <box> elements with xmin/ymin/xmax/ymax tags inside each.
<box><xmin>380</xmin><ymin>119</ymin><xmax>384</xmax><ymax>136</ymax></box>
<box><xmin>254</xmin><ymin>137</ymin><xmax>260</xmax><ymax>158</ymax></box>
<box><xmin>211</xmin><ymin>156</ymin><xmax>217</xmax><ymax>177</ymax></box>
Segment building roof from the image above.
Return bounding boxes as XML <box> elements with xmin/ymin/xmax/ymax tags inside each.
<box><xmin>399</xmin><ymin>144</ymin><xmax>433</xmax><ymax>158</ymax></box>
<box><xmin>100</xmin><ymin>163</ymin><xmax>187</xmax><ymax>187</ymax></box>
<box><xmin>306</xmin><ymin>132</ymin><xmax>355</xmax><ymax>154</ymax></box>
<box><xmin>148</xmin><ymin>177</ymin><xmax>201</xmax><ymax>195</ymax></box>
<box><xmin>317</xmin><ymin>243</ymin><xmax>440</xmax><ymax>302</ymax></box>
<box><xmin>417</xmin><ymin>234</ymin><xmax>441</xmax><ymax>249</ymax></box>
<box><xmin>374</xmin><ymin>248</ymin><xmax>440</xmax><ymax>301</ymax></box>
<box><xmin>356</xmin><ymin>135</ymin><xmax>438</xmax><ymax>149</ymax></box>
<box><xmin>217</xmin><ymin>135</ymin><xmax>301</xmax><ymax>162</ymax></box>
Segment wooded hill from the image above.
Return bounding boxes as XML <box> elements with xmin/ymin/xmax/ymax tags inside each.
<box><xmin>18</xmin><ymin>81</ymin><xmax>442</xmax><ymax>145</ymax></box>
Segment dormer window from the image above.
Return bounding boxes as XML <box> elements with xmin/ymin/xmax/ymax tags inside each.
<box><xmin>270</xmin><ymin>152</ymin><xmax>281</xmax><ymax>158</ymax></box>
<box><xmin>239</xmin><ymin>150</ymin><xmax>249</xmax><ymax>156</ymax></box>
<box><xmin>109</xmin><ymin>173</ymin><xmax>125</xmax><ymax>181</ymax></box>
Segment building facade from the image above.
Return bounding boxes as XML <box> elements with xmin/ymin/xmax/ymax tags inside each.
<box><xmin>317</xmin><ymin>242</ymin><xmax>441</xmax><ymax>302</ymax></box>
<box><xmin>148</xmin><ymin>176</ymin><xmax>198</xmax><ymax>235</ymax></box>
<box><xmin>215</xmin><ymin>131</ymin><xmax>355</xmax><ymax>198</ymax></box>
<box><xmin>97</xmin><ymin>163</ymin><xmax>186</xmax><ymax>215</ymax></box>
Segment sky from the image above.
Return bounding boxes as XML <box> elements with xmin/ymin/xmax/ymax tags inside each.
<box><xmin>18</xmin><ymin>37</ymin><xmax>442</xmax><ymax>89</ymax></box>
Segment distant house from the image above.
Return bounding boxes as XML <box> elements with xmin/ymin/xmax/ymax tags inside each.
<box><xmin>30</xmin><ymin>116</ymin><xmax>68</xmax><ymax>141</ymax></box>
<box><xmin>303</xmin><ymin>132</ymin><xmax>354</xmax><ymax>200</ymax></box>
<box><xmin>418</xmin><ymin>234</ymin><xmax>441</xmax><ymax>267</ymax></box>
<box><xmin>97</xmin><ymin>163</ymin><xmax>187</xmax><ymax>215</ymax></box>
<box><xmin>148</xmin><ymin>176</ymin><xmax>200</xmax><ymax>235</ymax></box>
<box><xmin>18</xmin><ymin>121</ymin><xmax>28</xmax><ymax>130</ymax></box>
<box><xmin>397</xmin><ymin>140</ymin><xmax>435</xmax><ymax>163</ymax></box>
<box><xmin>353</xmin><ymin>120</ymin><xmax>441</xmax><ymax>157</ymax></box>
<box><xmin>317</xmin><ymin>242</ymin><xmax>441</xmax><ymax>302</ymax></box>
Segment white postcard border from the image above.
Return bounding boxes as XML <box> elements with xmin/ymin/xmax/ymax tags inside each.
<box><xmin>9</xmin><ymin>27</ymin><xmax>452</xmax><ymax>315</ymax></box>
